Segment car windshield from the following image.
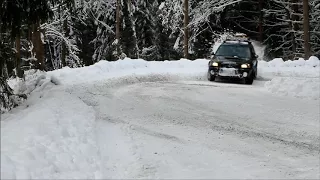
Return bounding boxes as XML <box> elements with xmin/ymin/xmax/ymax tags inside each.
<box><xmin>215</xmin><ymin>45</ymin><xmax>251</xmax><ymax>59</ymax></box>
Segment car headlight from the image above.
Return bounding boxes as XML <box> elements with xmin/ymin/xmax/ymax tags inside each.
<box><xmin>241</xmin><ymin>64</ymin><xmax>250</xmax><ymax>68</ymax></box>
<box><xmin>212</xmin><ymin>62</ymin><xmax>219</xmax><ymax>67</ymax></box>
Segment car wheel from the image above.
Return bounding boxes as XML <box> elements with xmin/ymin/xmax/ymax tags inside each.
<box><xmin>244</xmin><ymin>74</ymin><xmax>254</xmax><ymax>85</ymax></box>
<box><xmin>254</xmin><ymin>69</ymin><xmax>258</xmax><ymax>79</ymax></box>
<box><xmin>207</xmin><ymin>71</ymin><xmax>215</xmax><ymax>81</ymax></box>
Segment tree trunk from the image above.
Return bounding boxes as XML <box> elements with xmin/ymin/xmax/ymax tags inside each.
<box><xmin>7</xmin><ymin>37</ymin><xmax>15</xmax><ymax>76</ymax></box>
<box><xmin>0</xmin><ymin>55</ymin><xmax>4</xmax><ymax>78</ymax></box>
<box><xmin>28</xmin><ymin>25</ymin><xmax>32</xmax><ymax>41</ymax></box>
<box><xmin>128</xmin><ymin>0</ymin><xmax>139</xmax><ymax>58</ymax></box>
<box><xmin>303</xmin><ymin>0</ymin><xmax>310</xmax><ymax>59</ymax></box>
<box><xmin>59</xmin><ymin>4</ymin><xmax>66</xmax><ymax>67</ymax></box>
<box><xmin>116</xmin><ymin>0</ymin><xmax>121</xmax><ymax>58</ymax></box>
<box><xmin>0</xmin><ymin>26</ymin><xmax>3</xmax><ymax>78</ymax></box>
<box><xmin>32</xmin><ymin>24</ymin><xmax>37</xmax><ymax>64</ymax></box>
<box><xmin>36</xmin><ymin>21</ymin><xmax>45</xmax><ymax>70</ymax></box>
<box><xmin>291</xmin><ymin>0</ymin><xmax>300</xmax><ymax>59</ymax></box>
<box><xmin>258</xmin><ymin>0</ymin><xmax>263</xmax><ymax>42</ymax></box>
<box><xmin>183</xmin><ymin>0</ymin><xmax>189</xmax><ymax>59</ymax></box>
<box><xmin>61</xmin><ymin>18</ymin><xmax>68</xmax><ymax>67</ymax></box>
<box><xmin>15</xmin><ymin>33</ymin><xmax>23</xmax><ymax>78</ymax></box>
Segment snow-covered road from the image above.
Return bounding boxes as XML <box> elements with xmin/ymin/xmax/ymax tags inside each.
<box><xmin>69</xmin><ymin>79</ymin><xmax>319</xmax><ymax>179</ymax></box>
<box><xmin>2</xmin><ymin>57</ymin><xmax>320</xmax><ymax>179</ymax></box>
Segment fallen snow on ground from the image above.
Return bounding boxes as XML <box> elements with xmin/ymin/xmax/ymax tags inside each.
<box><xmin>258</xmin><ymin>56</ymin><xmax>320</xmax><ymax>79</ymax></box>
<box><xmin>46</xmin><ymin>58</ymin><xmax>208</xmax><ymax>85</ymax></box>
<box><xmin>259</xmin><ymin>56</ymin><xmax>320</xmax><ymax>99</ymax></box>
<box><xmin>265</xmin><ymin>77</ymin><xmax>320</xmax><ymax>99</ymax></box>
<box><xmin>1</xmin><ymin>56</ymin><xmax>320</xmax><ymax>179</ymax></box>
<box><xmin>1</xmin><ymin>70</ymin><xmax>47</xmax><ymax>113</ymax></box>
<box><xmin>7</xmin><ymin>69</ymin><xmax>46</xmax><ymax>95</ymax></box>
<box><xmin>1</xmin><ymin>86</ymin><xmax>102</xmax><ymax>179</ymax></box>
<box><xmin>5</xmin><ymin>56</ymin><xmax>318</xmax><ymax>102</ymax></box>
<box><xmin>5</xmin><ymin>56</ymin><xmax>320</xmax><ymax>103</ymax></box>
<box><xmin>44</xmin><ymin>56</ymin><xmax>320</xmax><ymax>99</ymax></box>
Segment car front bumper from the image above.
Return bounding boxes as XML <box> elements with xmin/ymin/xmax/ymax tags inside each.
<box><xmin>208</xmin><ymin>67</ymin><xmax>252</xmax><ymax>79</ymax></box>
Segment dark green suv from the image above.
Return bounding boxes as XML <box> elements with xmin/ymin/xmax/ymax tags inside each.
<box><xmin>207</xmin><ymin>40</ymin><xmax>258</xmax><ymax>85</ymax></box>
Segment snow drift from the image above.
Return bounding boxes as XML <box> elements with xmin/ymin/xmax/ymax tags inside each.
<box><xmin>259</xmin><ymin>56</ymin><xmax>320</xmax><ymax>99</ymax></box>
<box><xmin>1</xmin><ymin>89</ymin><xmax>102</xmax><ymax>179</ymax></box>
<box><xmin>46</xmin><ymin>58</ymin><xmax>208</xmax><ymax>85</ymax></box>
<box><xmin>258</xmin><ymin>56</ymin><xmax>320</xmax><ymax>78</ymax></box>
<box><xmin>47</xmin><ymin>57</ymin><xmax>319</xmax><ymax>82</ymax></box>
<box><xmin>7</xmin><ymin>56</ymin><xmax>320</xmax><ymax>100</ymax></box>
<box><xmin>265</xmin><ymin>77</ymin><xmax>320</xmax><ymax>99</ymax></box>
<box><xmin>46</xmin><ymin>56</ymin><xmax>319</xmax><ymax>99</ymax></box>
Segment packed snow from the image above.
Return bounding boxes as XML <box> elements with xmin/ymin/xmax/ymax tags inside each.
<box><xmin>1</xmin><ymin>89</ymin><xmax>101</xmax><ymax>179</ymax></box>
<box><xmin>265</xmin><ymin>77</ymin><xmax>320</xmax><ymax>99</ymax></box>
<box><xmin>258</xmin><ymin>57</ymin><xmax>320</xmax><ymax>79</ymax></box>
<box><xmin>41</xmin><ymin>56</ymin><xmax>320</xmax><ymax>99</ymax></box>
<box><xmin>7</xmin><ymin>70</ymin><xmax>47</xmax><ymax>95</ymax></box>
<box><xmin>1</xmin><ymin>56</ymin><xmax>320</xmax><ymax>179</ymax></box>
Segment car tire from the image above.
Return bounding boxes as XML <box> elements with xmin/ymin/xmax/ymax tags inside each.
<box><xmin>244</xmin><ymin>74</ymin><xmax>254</xmax><ymax>85</ymax></box>
<box><xmin>207</xmin><ymin>71</ymin><xmax>216</xmax><ymax>81</ymax></box>
<box><xmin>254</xmin><ymin>69</ymin><xmax>258</xmax><ymax>79</ymax></box>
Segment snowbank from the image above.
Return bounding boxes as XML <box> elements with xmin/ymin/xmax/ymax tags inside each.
<box><xmin>265</xmin><ymin>77</ymin><xmax>320</xmax><ymax>99</ymax></box>
<box><xmin>7</xmin><ymin>56</ymin><xmax>320</xmax><ymax>101</ymax></box>
<box><xmin>2</xmin><ymin>70</ymin><xmax>57</xmax><ymax>113</ymax></box>
<box><xmin>258</xmin><ymin>56</ymin><xmax>320</xmax><ymax>79</ymax></box>
<box><xmin>46</xmin><ymin>58</ymin><xmax>208</xmax><ymax>85</ymax></box>
<box><xmin>48</xmin><ymin>56</ymin><xmax>320</xmax><ymax>99</ymax></box>
<box><xmin>7</xmin><ymin>69</ymin><xmax>47</xmax><ymax>95</ymax></box>
<box><xmin>259</xmin><ymin>56</ymin><xmax>319</xmax><ymax>99</ymax></box>
<box><xmin>47</xmin><ymin>56</ymin><xmax>320</xmax><ymax>85</ymax></box>
<box><xmin>1</xmin><ymin>89</ymin><xmax>102</xmax><ymax>179</ymax></box>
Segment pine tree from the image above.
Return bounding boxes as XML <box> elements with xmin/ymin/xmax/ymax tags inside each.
<box><xmin>310</xmin><ymin>0</ymin><xmax>320</xmax><ymax>56</ymax></box>
<box><xmin>121</xmin><ymin>0</ymin><xmax>139</xmax><ymax>58</ymax></box>
<box><xmin>134</xmin><ymin>0</ymin><xmax>162</xmax><ymax>60</ymax></box>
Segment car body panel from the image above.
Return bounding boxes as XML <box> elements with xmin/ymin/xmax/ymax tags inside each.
<box><xmin>208</xmin><ymin>40</ymin><xmax>258</xmax><ymax>82</ymax></box>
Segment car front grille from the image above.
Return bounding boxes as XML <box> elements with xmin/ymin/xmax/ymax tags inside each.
<box><xmin>220</xmin><ymin>62</ymin><xmax>239</xmax><ymax>68</ymax></box>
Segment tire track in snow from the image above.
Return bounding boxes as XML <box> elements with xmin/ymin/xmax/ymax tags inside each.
<box><xmin>66</xmin><ymin>79</ymin><xmax>320</xmax><ymax>179</ymax></box>
<box><xmin>69</xmin><ymin>84</ymin><xmax>159</xmax><ymax>179</ymax></box>
<box><xmin>211</xmin><ymin>124</ymin><xmax>319</xmax><ymax>153</ymax></box>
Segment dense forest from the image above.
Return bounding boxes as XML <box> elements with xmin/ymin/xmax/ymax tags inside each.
<box><xmin>1</xmin><ymin>0</ymin><xmax>320</xmax><ymax>112</ymax></box>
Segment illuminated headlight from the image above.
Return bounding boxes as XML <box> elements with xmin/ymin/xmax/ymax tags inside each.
<box><xmin>241</xmin><ymin>64</ymin><xmax>250</xmax><ymax>68</ymax></box>
<box><xmin>212</xmin><ymin>62</ymin><xmax>219</xmax><ymax>67</ymax></box>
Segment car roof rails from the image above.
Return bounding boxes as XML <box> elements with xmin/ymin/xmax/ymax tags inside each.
<box><xmin>223</xmin><ymin>38</ymin><xmax>252</xmax><ymax>44</ymax></box>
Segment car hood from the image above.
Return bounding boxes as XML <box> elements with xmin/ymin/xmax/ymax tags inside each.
<box><xmin>214</xmin><ymin>56</ymin><xmax>250</xmax><ymax>64</ymax></box>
